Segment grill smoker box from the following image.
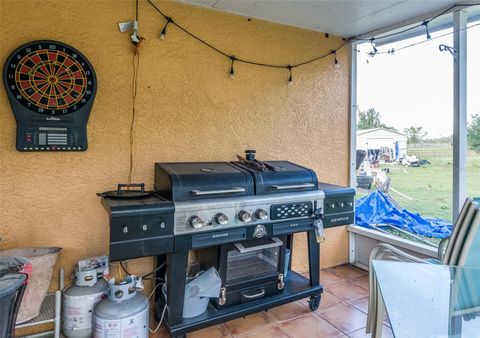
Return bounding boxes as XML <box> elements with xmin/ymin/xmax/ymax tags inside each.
<box><xmin>154</xmin><ymin>162</ymin><xmax>254</xmax><ymax>201</ymax></box>
<box><xmin>101</xmin><ymin>195</ymin><xmax>174</xmax><ymax>261</ymax></box>
<box><xmin>196</xmin><ymin>235</ymin><xmax>288</xmax><ymax>309</ymax></box>
<box><xmin>233</xmin><ymin>161</ymin><xmax>318</xmax><ymax>195</ymax></box>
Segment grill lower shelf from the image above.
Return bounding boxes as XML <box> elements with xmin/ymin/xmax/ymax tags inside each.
<box><xmin>163</xmin><ymin>271</ymin><xmax>322</xmax><ymax>336</ymax></box>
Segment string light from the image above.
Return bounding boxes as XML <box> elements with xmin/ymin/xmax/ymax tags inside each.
<box><xmin>146</xmin><ymin>0</ymin><xmax>349</xmax><ymax>83</ymax></box>
<box><xmin>331</xmin><ymin>50</ymin><xmax>340</xmax><ymax>69</ymax></box>
<box><xmin>422</xmin><ymin>20</ymin><xmax>432</xmax><ymax>40</ymax></box>
<box><xmin>229</xmin><ymin>56</ymin><xmax>236</xmax><ymax>79</ymax></box>
<box><xmin>387</xmin><ymin>48</ymin><xmax>395</xmax><ymax>55</ymax></box>
<box><xmin>287</xmin><ymin>65</ymin><xmax>293</xmax><ymax>86</ymax></box>
<box><xmin>370</xmin><ymin>37</ymin><xmax>378</xmax><ymax>54</ymax></box>
<box><xmin>358</xmin><ymin>22</ymin><xmax>480</xmax><ymax>58</ymax></box>
<box><xmin>138</xmin><ymin>0</ymin><xmax>480</xmax><ymax>83</ymax></box>
<box><xmin>160</xmin><ymin>17</ymin><xmax>172</xmax><ymax>40</ymax></box>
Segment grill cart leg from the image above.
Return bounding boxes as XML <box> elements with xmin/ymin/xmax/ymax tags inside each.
<box><xmin>166</xmin><ymin>251</ymin><xmax>189</xmax><ymax>326</ymax></box>
<box><xmin>307</xmin><ymin>230</ymin><xmax>320</xmax><ymax>286</ymax></box>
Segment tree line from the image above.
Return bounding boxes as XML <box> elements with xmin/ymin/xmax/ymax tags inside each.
<box><xmin>358</xmin><ymin>108</ymin><xmax>480</xmax><ymax>152</ymax></box>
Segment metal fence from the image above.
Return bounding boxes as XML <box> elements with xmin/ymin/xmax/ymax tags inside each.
<box><xmin>407</xmin><ymin>144</ymin><xmax>477</xmax><ymax>158</ymax></box>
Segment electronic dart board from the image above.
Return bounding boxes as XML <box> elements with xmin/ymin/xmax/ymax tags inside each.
<box><xmin>2</xmin><ymin>40</ymin><xmax>97</xmax><ymax>151</ymax></box>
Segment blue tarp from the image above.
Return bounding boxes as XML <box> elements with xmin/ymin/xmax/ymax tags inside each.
<box><xmin>355</xmin><ymin>190</ymin><xmax>453</xmax><ymax>238</ymax></box>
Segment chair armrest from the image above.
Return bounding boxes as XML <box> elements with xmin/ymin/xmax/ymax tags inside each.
<box><xmin>370</xmin><ymin>243</ymin><xmax>430</xmax><ymax>264</ymax></box>
<box><xmin>437</xmin><ymin>237</ymin><xmax>450</xmax><ymax>262</ymax></box>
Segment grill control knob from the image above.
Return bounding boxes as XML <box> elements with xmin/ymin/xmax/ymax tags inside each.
<box><xmin>238</xmin><ymin>210</ymin><xmax>252</xmax><ymax>223</ymax></box>
<box><xmin>255</xmin><ymin>209</ymin><xmax>269</xmax><ymax>220</ymax></box>
<box><xmin>189</xmin><ymin>216</ymin><xmax>205</xmax><ymax>229</ymax></box>
<box><xmin>214</xmin><ymin>213</ymin><xmax>229</xmax><ymax>225</ymax></box>
<box><xmin>338</xmin><ymin>202</ymin><xmax>345</xmax><ymax>208</ymax></box>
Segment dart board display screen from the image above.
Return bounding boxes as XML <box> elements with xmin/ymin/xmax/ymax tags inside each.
<box><xmin>3</xmin><ymin>40</ymin><xmax>97</xmax><ymax>151</ymax></box>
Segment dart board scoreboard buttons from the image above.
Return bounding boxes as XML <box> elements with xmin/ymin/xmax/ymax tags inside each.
<box><xmin>2</xmin><ymin>40</ymin><xmax>97</xmax><ymax>152</ymax></box>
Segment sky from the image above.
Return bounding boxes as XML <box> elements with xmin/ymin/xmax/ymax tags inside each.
<box><xmin>357</xmin><ymin>21</ymin><xmax>480</xmax><ymax>138</ymax></box>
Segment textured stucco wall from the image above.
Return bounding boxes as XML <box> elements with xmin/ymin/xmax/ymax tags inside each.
<box><xmin>0</xmin><ymin>0</ymin><xmax>351</xmax><ymax>288</ymax></box>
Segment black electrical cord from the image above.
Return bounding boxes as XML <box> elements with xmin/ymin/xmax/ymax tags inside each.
<box><xmin>119</xmin><ymin>260</ymin><xmax>131</xmax><ymax>275</ymax></box>
<box><xmin>142</xmin><ymin>261</ymin><xmax>166</xmax><ymax>279</ymax></box>
<box><xmin>135</xmin><ymin>0</ymin><xmax>139</xmax><ymax>21</ymax></box>
<box><xmin>119</xmin><ymin>260</ymin><xmax>166</xmax><ymax>279</ymax></box>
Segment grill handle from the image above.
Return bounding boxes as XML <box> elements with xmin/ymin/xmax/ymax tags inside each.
<box><xmin>117</xmin><ymin>183</ymin><xmax>145</xmax><ymax>193</ymax></box>
<box><xmin>190</xmin><ymin>187</ymin><xmax>246</xmax><ymax>196</ymax></box>
<box><xmin>233</xmin><ymin>237</ymin><xmax>283</xmax><ymax>253</ymax></box>
<box><xmin>242</xmin><ymin>289</ymin><xmax>265</xmax><ymax>299</ymax></box>
<box><xmin>269</xmin><ymin>183</ymin><xmax>315</xmax><ymax>190</ymax></box>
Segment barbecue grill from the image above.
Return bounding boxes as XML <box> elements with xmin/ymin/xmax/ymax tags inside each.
<box><xmin>100</xmin><ymin>150</ymin><xmax>355</xmax><ymax>338</ymax></box>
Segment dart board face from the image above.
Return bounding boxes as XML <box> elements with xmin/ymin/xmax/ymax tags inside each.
<box><xmin>4</xmin><ymin>40</ymin><xmax>96</xmax><ymax>116</ymax></box>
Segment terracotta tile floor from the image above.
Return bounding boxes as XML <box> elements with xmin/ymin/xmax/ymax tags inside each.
<box><xmin>151</xmin><ymin>264</ymin><xmax>393</xmax><ymax>338</ymax></box>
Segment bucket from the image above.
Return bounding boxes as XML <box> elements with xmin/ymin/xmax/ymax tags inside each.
<box><xmin>162</xmin><ymin>268</ymin><xmax>221</xmax><ymax>318</ymax></box>
<box><xmin>162</xmin><ymin>283</ymin><xmax>210</xmax><ymax>319</ymax></box>
<box><xmin>0</xmin><ymin>247</ymin><xmax>61</xmax><ymax>323</ymax></box>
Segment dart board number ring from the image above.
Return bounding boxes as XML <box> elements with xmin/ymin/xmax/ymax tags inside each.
<box><xmin>3</xmin><ymin>40</ymin><xmax>97</xmax><ymax>151</ymax></box>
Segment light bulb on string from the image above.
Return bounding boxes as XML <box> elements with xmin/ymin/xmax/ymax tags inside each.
<box><xmin>422</xmin><ymin>20</ymin><xmax>432</xmax><ymax>40</ymax></box>
<box><xmin>370</xmin><ymin>37</ymin><xmax>378</xmax><ymax>54</ymax></box>
<box><xmin>287</xmin><ymin>65</ymin><xmax>293</xmax><ymax>86</ymax></box>
<box><xmin>229</xmin><ymin>56</ymin><xmax>236</xmax><ymax>79</ymax></box>
<box><xmin>332</xmin><ymin>50</ymin><xmax>340</xmax><ymax>69</ymax></box>
<box><xmin>160</xmin><ymin>17</ymin><xmax>172</xmax><ymax>40</ymax></box>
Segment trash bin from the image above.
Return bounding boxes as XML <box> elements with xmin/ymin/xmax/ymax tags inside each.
<box><xmin>0</xmin><ymin>247</ymin><xmax>61</xmax><ymax>323</ymax></box>
<box><xmin>0</xmin><ymin>257</ymin><xmax>29</xmax><ymax>338</ymax></box>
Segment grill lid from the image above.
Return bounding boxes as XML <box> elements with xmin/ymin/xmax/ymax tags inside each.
<box><xmin>233</xmin><ymin>160</ymin><xmax>318</xmax><ymax>195</ymax></box>
<box><xmin>154</xmin><ymin>162</ymin><xmax>254</xmax><ymax>201</ymax></box>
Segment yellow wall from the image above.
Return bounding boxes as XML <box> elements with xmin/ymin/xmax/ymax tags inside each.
<box><xmin>0</xmin><ymin>0</ymin><xmax>351</xmax><ymax>289</ymax></box>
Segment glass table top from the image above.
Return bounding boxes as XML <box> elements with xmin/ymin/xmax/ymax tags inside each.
<box><xmin>372</xmin><ymin>260</ymin><xmax>480</xmax><ymax>338</ymax></box>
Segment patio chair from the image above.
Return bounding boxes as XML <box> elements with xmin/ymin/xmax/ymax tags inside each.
<box><xmin>366</xmin><ymin>198</ymin><xmax>480</xmax><ymax>338</ymax></box>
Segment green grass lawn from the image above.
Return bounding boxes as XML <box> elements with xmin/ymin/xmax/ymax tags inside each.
<box><xmin>358</xmin><ymin>155</ymin><xmax>480</xmax><ymax>221</ymax></box>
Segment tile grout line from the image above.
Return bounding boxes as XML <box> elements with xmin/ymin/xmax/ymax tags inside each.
<box><xmin>277</xmin><ymin>324</ymin><xmax>293</xmax><ymax>338</ymax></box>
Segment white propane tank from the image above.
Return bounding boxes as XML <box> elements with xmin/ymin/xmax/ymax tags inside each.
<box><xmin>93</xmin><ymin>276</ymin><xmax>149</xmax><ymax>338</ymax></box>
<box><xmin>62</xmin><ymin>267</ymin><xmax>108</xmax><ymax>338</ymax></box>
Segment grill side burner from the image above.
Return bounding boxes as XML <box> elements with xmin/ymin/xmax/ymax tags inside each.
<box><xmin>101</xmin><ymin>195</ymin><xmax>175</xmax><ymax>261</ymax></box>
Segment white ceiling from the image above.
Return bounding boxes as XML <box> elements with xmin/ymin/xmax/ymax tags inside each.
<box><xmin>179</xmin><ymin>0</ymin><xmax>470</xmax><ymax>38</ymax></box>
